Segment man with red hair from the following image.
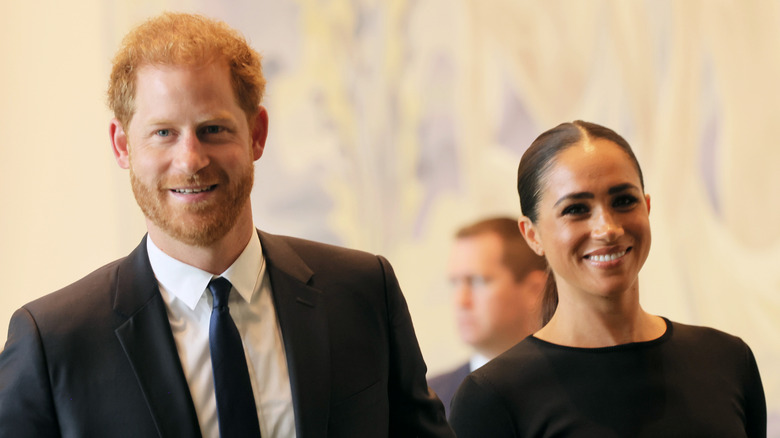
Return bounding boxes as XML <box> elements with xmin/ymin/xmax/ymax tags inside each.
<box><xmin>0</xmin><ymin>12</ymin><xmax>453</xmax><ymax>438</ymax></box>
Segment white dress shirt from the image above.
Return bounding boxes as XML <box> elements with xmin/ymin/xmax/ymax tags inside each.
<box><xmin>469</xmin><ymin>353</ymin><xmax>490</xmax><ymax>372</ymax></box>
<box><xmin>147</xmin><ymin>233</ymin><xmax>296</xmax><ymax>438</ymax></box>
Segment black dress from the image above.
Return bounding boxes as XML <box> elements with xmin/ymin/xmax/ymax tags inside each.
<box><xmin>450</xmin><ymin>318</ymin><xmax>766</xmax><ymax>438</ymax></box>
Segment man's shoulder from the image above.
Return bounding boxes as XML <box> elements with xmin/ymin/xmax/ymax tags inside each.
<box><xmin>23</xmin><ymin>240</ymin><xmax>149</xmax><ymax>322</ymax></box>
<box><xmin>429</xmin><ymin>362</ymin><xmax>471</xmax><ymax>389</ymax></box>
<box><xmin>428</xmin><ymin>362</ymin><xmax>471</xmax><ymax>417</ymax></box>
<box><xmin>258</xmin><ymin>231</ymin><xmax>403</xmax><ymax>306</ymax></box>
<box><xmin>26</xmin><ymin>258</ymin><xmax>123</xmax><ymax>310</ymax></box>
<box><xmin>261</xmin><ymin>231</ymin><xmax>374</xmax><ymax>257</ymax></box>
<box><xmin>259</xmin><ymin>230</ymin><xmax>384</xmax><ymax>271</ymax></box>
<box><xmin>3</xmin><ymin>254</ymin><xmax>136</xmax><ymax>346</ymax></box>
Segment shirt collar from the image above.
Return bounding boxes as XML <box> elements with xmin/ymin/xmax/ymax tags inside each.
<box><xmin>470</xmin><ymin>353</ymin><xmax>490</xmax><ymax>372</ymax></box>
<box><xmin>146</xmin><ymin>231</ymin><xmax>266</xmax><ymax>310</ymax></box>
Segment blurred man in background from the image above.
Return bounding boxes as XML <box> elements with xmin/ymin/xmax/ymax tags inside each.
<box><xmin>429</xmin><ymin>217</ymin><xmax>547</xmax><ymax>417</ymax></box>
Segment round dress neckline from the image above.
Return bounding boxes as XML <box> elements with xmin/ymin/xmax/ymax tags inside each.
<box><xmin>527</xmin><ymin>317</ymin><xmax>673</xmax><ymax>353</ymax></box>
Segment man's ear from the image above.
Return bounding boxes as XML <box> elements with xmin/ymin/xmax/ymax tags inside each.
<box><xmin>518</xmin><ymin>216</ymin><xmax>544</xmax><ymax>256</ymax></box>
<box><xmin>251</xmin><ymin>106</ymin><xmax>269</xmax><ymax>161</ymax></box>
<box><xmin>110</xmin><ymin>118</ymin><xmax>130</xmax><ymax>169</ymax></box>
<box><xmin>645</xmin><ymin>193</ymin><xmax>651</xmax><ymax>215</ymax></box>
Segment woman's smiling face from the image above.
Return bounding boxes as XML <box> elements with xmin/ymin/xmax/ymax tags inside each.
<box><xmin>521</xmin><ymin>137</ymin><xmax>651</xmax><ymax>302</ymax></box>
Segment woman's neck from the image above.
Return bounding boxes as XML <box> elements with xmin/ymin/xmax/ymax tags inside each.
<box><xmin>534</xmin><ymin>299</ymin><xmax>666</xmax><ymax>348</ymax></box>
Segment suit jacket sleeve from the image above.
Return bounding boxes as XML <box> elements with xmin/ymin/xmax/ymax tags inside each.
<box><xmin>379</xmin><ymin>256</ymin><xmax>455</xmax><ymax>438</ymax></box>
<box><xmin>743</xmin><ymin>343</ymin><xmax>767</xmax><ymax>438</ymax></box>
<box><xmin>0</xmin><ymin>307</ymin><xmax>61</xmax><ymax>438</ymax></box>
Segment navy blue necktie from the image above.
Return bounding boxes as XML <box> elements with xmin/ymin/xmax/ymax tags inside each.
<box><xmin>208</xmin><ymin>277</ymin><xmax>262</xmax><ymax>438</ymax></box>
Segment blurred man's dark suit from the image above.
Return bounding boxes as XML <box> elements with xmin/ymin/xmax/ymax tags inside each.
<box><xmin>429</xmin><ymin>362</ymin><xmax>471</xmax><ymax>418</ymax></box>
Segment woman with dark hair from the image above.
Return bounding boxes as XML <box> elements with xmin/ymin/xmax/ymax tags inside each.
<box><xmin>449</xmin><ymin>121</ymin><xmax>766</xmax><ymax>437</ymax></box>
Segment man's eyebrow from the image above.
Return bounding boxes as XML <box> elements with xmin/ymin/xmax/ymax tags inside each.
<box><xmin>200</xmin><ymin>116</ymin><xmax>236</xmax><ymax>125</ymax></box>
<box><xmin>146</xmin><ymin>119</ymin><xmax>172</xmax><ymax>126</ymax></box>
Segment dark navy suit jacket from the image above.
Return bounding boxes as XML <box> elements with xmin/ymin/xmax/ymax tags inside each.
<box><xmin>428</xmin><ymin>362</ymin><xmax>471</xmax><ymax>418</ymax></box>
<box><xmin>0</xmin><ymin>231</ymin><xmax>453</xmax><ymax>438</ymax></box>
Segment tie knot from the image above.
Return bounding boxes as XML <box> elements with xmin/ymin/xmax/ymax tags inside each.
<box><xmin>208</xmin><ymin>277</ymin><xmax>233</xmax><ymax>309</ymax></box>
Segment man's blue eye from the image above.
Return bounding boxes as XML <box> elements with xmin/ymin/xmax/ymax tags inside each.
<box><xmin>470</xmin><ymin>276</ymin><xmax>489</xmax><ymax>289</ymax></box>
<box><xmin>449</xmin><ymin>276</ymin><xmax>491</xmax><ymax>290</ymax></box>
<box><xmin>156</xmin><ymin>129</ymin><xmax>170</xmax><ymax>137</ymax></box>
<box><xmin>204</xmin><ymin>126</ymin><xmax>223</xmax><ymax>134</ymax></box>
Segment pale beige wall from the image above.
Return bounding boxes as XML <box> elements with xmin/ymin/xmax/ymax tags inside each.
<box><xmin>0</xmin><ymin>0</ymin><xmax>146</xmax><ymax>347</ymax></box>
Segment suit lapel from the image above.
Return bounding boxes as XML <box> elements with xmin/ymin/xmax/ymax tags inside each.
<box><xmin>259</xmin><ymin>231</ymin><xmax>330</xmax><ymax>438</ymax></box>
<box><xmin>109</xmin><ymin>233</ymin><xmax>332</xmax><ymax>437</ymax></box>
<box><xmin>112</xmin><ymin>237</ymin><xmax>202</xmax><ymax>438</ymax></box>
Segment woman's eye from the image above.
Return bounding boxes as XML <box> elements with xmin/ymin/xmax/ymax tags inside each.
<box><xmin>613</xmin><ymin>195</ymin><xmax>639</xmax><ymax>208</ymax></box>
<box><xmin>561</xmin><ymin>204</ymin><xmax>589</xmax><ymax>216</ymax></box>
<box><xmin>156</xmin><ymin>129</ymin><xmax>171</xmax><ymax>137</ymax></box>
<box><xmin>203</xmin><ymin>125</ymin><xmax>224</xmax><ymax>134</ymax></box>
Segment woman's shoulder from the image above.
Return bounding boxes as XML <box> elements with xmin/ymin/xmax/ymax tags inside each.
<box><xmin>666</xmin><ymin>318</ymin><xmax>749</xmax><ymax>350</ymax></box>
<box><xmin>663</xmin><ymin>318</ymin><xmax>758</xmax><ymax>372</ymax></box>
<box><xmin>466</xmin><ymin>337</ymin><xmax>551</xmax><ymax>389</ymax></box>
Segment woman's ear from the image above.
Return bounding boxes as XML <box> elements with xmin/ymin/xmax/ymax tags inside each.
<box><xmin>645</xmin><ymin>193</ymin><xmax>651</xmax><ymax>215</ymax></box>
<box><xmin>518</xmin><ymin>216</ymin><xmax>544</xmax><ymax>256</ymax></box>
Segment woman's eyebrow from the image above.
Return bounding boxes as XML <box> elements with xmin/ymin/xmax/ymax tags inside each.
<box><xmin>608</xmin><ymin>183</ymin><xmax>640</xmax><ymax>194</ymax></box>
<box><xmin>553</xmin><ymin>183</ymin><xmax>641</xmax><ymax>207</ymax></box>
<box><xmin>553</xmin><ymin>192</ymin><xmax>593</xmax><ymax>208</ymax></box>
